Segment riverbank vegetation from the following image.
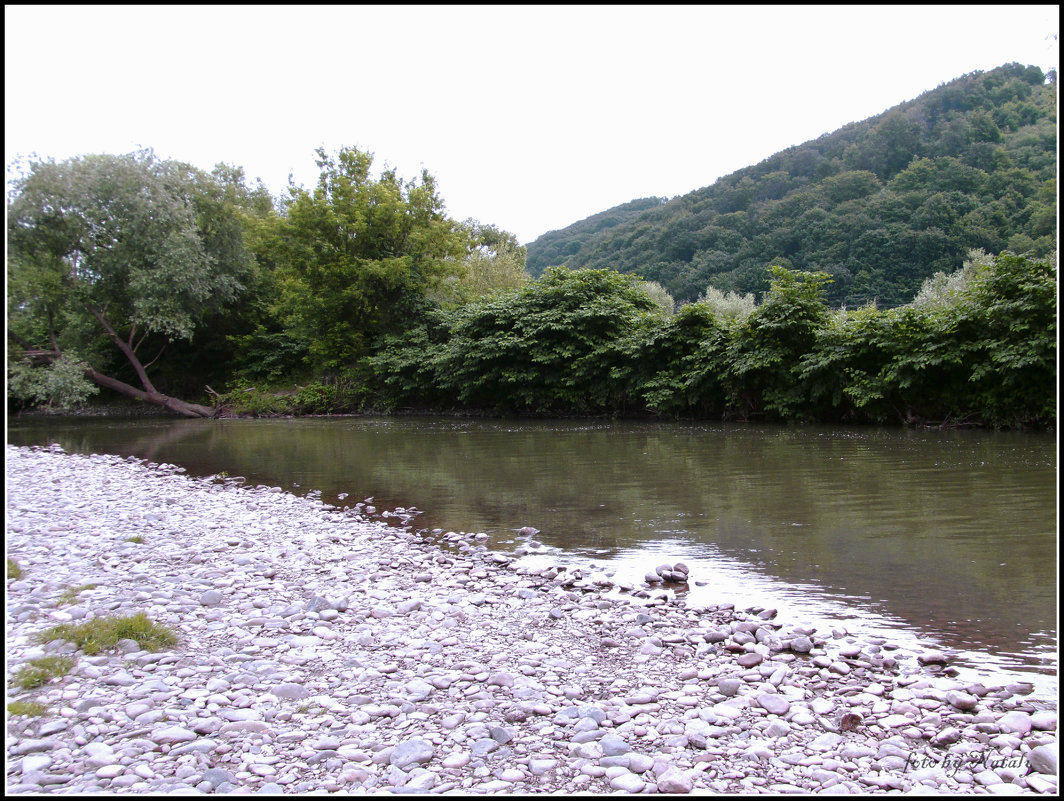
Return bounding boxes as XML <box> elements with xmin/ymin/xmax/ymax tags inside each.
<box><xmin>369</xmin><ymin>251</ymin><xmax>1055</xmax><ymax>427</ymax></box>
<box><xmin>7</xmin><ymin>64</ymin><xmax>1056</xmax><ymax>429</ymax></box>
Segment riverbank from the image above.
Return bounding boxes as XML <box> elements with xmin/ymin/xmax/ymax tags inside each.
<box><xmin>6</xmin><ymin>445</ymin><xmax>1058</xmax><ymax>794</ymax></box>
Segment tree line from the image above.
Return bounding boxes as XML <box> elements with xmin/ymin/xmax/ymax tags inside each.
<box><xmin>7</xmin><ymin>104</ymin><xmax>1056</xmax><ymax>429</ymax></box>
<box><xmin>369</xmin><ymin>252</ymin><xmax>1056</xmax><ymax>428</ymax></box>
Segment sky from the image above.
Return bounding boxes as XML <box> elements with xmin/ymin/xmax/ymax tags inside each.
<box><xmin>5</xmin><ymin>4</ymin><xmax>1059</xmax><ymax>245</ymax></box>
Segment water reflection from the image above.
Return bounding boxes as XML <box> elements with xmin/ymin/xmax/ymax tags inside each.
<box><xmin>8</xmin><ymin>415</ymin><xmax>1057</xmax><ymax>696</ymax></box>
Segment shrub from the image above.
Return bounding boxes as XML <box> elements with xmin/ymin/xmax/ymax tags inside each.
<box><xmin>34</xmin><ymin>612</ymin><xmax>178</xmax><ymax>655</ymax></box>
<box><xmin>8</xmin><ymin>700</ymin><xmax>50</xmax><ymax>717</ymax></box>
<box><xmin>12</xmin><ymin>655</ymin><xmax>76</xmax><ymax>690</ymax></box>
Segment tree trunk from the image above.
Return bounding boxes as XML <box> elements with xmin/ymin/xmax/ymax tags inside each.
<box><xmin>84</xmin><ymin>368</ymin><xmax>215</xmax><ymax>418</ymax></box>
<box><xmin>8</xmin><ymin>330</ymin><xmax>216</xmax><ymax>418</ymax></box>
<box><xmin>81</xmin><ymin>305</ymin><xmax>215</xmax><ymax>417</ymax></box>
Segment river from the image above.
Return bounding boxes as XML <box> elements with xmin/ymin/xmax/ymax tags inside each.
<box><xmin>7</xmin><ymin>415</ymin><xmax>1057</xmax><ymax>697</ymax></box>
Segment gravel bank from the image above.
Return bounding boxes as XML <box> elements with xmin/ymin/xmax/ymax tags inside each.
<box><xmin>6</xmin><ymin>444</ymin><xmax>1058</xmax><ymax>794</ymax></box>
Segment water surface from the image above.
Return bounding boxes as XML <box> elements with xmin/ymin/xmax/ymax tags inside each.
<box><xmin>8</xmin><ymin>416</ymin><xmax>1057</xmax><ymax>696</ymax></box>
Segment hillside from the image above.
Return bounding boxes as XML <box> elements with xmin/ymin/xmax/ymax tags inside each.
<box><xmin>526</xmin><ymin>63</ymin><xmax>1057</xmax><ymax>308</ymax></box>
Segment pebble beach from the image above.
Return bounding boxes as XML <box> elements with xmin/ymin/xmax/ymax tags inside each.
<box><xmin>6</xmin><ymin>444</ymin><xmax>1058</xmax><ymax>794</ymax></box>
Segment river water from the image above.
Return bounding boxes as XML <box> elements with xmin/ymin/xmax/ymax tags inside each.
<box><xmin>7</xmin><ymin>416</ymin><xmax>1057</xmax><ymax>697</ymax></box>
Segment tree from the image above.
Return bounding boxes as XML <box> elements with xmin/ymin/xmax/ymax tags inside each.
<box><xmin>271</xmin><ymin>146</ymin><xmax>469</xmax><ymax>373</ymax></box>
<box><xmin>7</xmin><ymin>151</ymin><xmax>252</xmax><ymax>416</ymax></box>
<box><xmin>427</xmin><ymin>220</ymin><xmax>529</xmax><ymax>306</ymax></box>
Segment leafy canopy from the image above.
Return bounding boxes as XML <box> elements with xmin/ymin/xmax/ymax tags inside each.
<box><xmin>271</xmin><ymin>146</ymin><xmax>470</xmax><ymax>372</ymax></box>
<box><xmin>8</xmin><ymin>150</ymin><xmax>249</xmax><ymax>344</ymax></box>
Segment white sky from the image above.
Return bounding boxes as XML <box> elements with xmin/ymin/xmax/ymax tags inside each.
<box><xmin>5</xmin><ymin>4</ymin><xmax>1059</xmax><ymax>244</ymax></box>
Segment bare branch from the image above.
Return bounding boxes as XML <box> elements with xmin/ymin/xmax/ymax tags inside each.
<box><xmin>142</xmin><ymin>342</ymin><xmax>167</xmax><ymax>370</ymax></box>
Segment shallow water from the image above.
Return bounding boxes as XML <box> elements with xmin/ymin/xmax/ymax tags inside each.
<box><xmin>8</xmin><ymin>415</ymin><xmax>1057</xmax><ymax>696</ymax></box>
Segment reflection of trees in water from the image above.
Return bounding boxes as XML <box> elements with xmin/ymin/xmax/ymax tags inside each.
<box><xmin>8</xmin><ymin>417</ymin><xmax>1055</xmax><ymax>664</ymax></box>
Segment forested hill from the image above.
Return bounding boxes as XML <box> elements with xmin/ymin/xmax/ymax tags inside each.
<box><xmin>526</xmin><ymin>63</ymin><xmax>1057</xmax><ymax>308</ymax></box>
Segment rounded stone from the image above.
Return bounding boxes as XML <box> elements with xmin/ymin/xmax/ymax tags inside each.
<box><xmin>600</xmin><ymin>735</ymin><xmax>630</xmax><ymax>756</ymax></box>
<box><xmin>390</xmin><ymin>739</ymin><xmax>435</xmax><ymax>769</ymax></box>
<box><xmin>657</xmin><ymin>767</ymin><xmax>694</xmax><ymax>793</ymax></box>
<box><xmin>757</xmin><ymin>694</ymin><xmax>791</xmax><ymax>716</ymax></box>
<box><xmin>1026</xmin><ymin>743</ymin><xmax>1057</xmax><ymax>775</ymax></box>
<box><xmin>609</xmin><ymin>772</ymin><xmax>645</xmax><ymax>793</ymax></box>
<box><xmin>736</xmin><ymin>652</ymin><xmax>763</xmax><ymax>667</ymax></box>
<box><xmin>271</xmin><ymin>682</ymin><xmax>310</xmax><ymax>700</ymax></box>
<box><xmin>718</xmin><ymin>678</ymin><xmax>742</xmax><ymax>697</ymax></box>
<box><xmin>997</xmin><ymin>712</ymin><xmax>1032</xmax><ymax>735</ymax></box>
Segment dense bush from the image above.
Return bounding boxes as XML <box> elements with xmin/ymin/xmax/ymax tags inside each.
<box><xmin>372</xmin><ymin>268</ymin><xmax>666</xmax><ymax>414</ymax></box>
<box><xmin>368</xmin><ymin>253</ymin><xmax>1055</xmax><ymax>428</ymax></box>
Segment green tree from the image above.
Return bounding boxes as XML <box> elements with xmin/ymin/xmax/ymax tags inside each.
<box><xmin>272</xmin><ymin>146</ymin><xmax>468</xmax><ymax>373</ymax></box>
<box><xmin>7</xmin><ymin>151</ymin><xmax>252</xmax><ymax>416</ymax></box>
<box><xmin>428</xmin><ymin>220</ymin><xmax>529</xmax><ymax>305</ymax></box>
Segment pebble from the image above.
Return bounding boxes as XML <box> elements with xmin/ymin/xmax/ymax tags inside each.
<box><xmin>4</xmin><ymin>445</ymin><xmax>1056</xmax><ymax>796</ymax></box>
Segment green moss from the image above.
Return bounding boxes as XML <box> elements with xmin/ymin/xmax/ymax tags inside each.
<box><xmin>7</xmin><ymin>700</ymin><xmax>50</xmax><ymax>717</ymax></box>
<box><xmin>12</xmin><ymin>655</ymin><xmax>76</xmax><ymax>690</ymax></box>
<box><xmin>34</xmin><ymin>612</ymin><xmax>178</xmax><ymax>655</ymax></box>
<box><xmin>8</xmin><ymin>558</ymin><xmax>24</xmax><ymax>579</ymax></box>
<box><xmin>125</xmin><ymin>535</ymin><xmax>145</xmax><ymax>544</ymax></box>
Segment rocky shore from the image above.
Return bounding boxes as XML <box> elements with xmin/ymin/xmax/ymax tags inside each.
<box><xmin>6</xmin><ymin>444</ymin><xmax>1058</xmax><ymax>794</ymax></box>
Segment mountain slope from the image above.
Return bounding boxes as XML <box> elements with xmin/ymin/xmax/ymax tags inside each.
<box><xmin>526</xmin><ymin>63</ymin><xmax>1056</xmax><ymax>308</ymax></box>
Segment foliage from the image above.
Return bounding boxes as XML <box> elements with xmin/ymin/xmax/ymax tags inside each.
<box><xmin>57</xmin><ymin>583</ymin><xmax>97</xmax><ymax>605</ymax></box>
<box><xmin>8</xmin><ymin>150</ymin><xmax>250</xmax><ymax>341</ymax></box>
<box><xmin>428</xmin><ymin>221</ymin><xmax>530</xmax><ymax>306</ymax></box>
<box><xmin>727</xmin><ymin>268</ymin><xmax>833</xmax><ymax>419</ymax></box>
<box><xmin>7</xmin><ymin>150</ymin><xmax>256</xmax><ymax>414</ymax></box>
<box><xmin>371</xmin><ymin>267</ymin><xmax>667</xmax><ymax>414</ymax></box>
<box><xmin>34</xmin><ymin>612</ymin><xmax>178</xmax><ymax>655</ymax></box>
<box><xmin>7</xmin><ymin>700</ymin><xmax>50</xmax><ymax>717</ymax></box>
<box><xmin>8</xmin><ymin>351</ymin><xmax>99</xmax><ymax>411</ymax></box>
<box><xmin>226</xmin><ymin>331</ymin><xmax>311</xmax><ymax>385</ymax></box>
<box><xmin>697</xmin><ymin>285</ymin><xmax>756</xmax><ymax>325</ymax></box>
<box><xmin>640</xmin><ymin>280</ymin><xmax>676</xmax><ymax>315</ymax></box>
<box><xmin>370</xmin><ymin>255</ymin><xmax>1054</xmax><ymax>428</ymax></box>
<box><xmin>625</xmin><ymin>301</ymin><xmax>731</xmax><ymax>417</ymax></box>
<box><xmin>796</xmin><ymin>251</ymin><xmax>1056</xmax><ymax>426</ymax></box>
<box><xmin>269</xmin><ymin>146</ymin><xmax>470</xmax><ymax>373</ymax></box>
<box><xmin>217</xmin><ymin>372</ymin><xmax>372</xmax><ymax>416</ymax></box>
<box><xmin>526</xmin><ymin>63</ymin><xmax>1055</xmax><ymax>308</ymax></box>
<box><xmin>7</xmin><ymin>558</ymin><xmax>24</xmax><ymax>579</ymax></box>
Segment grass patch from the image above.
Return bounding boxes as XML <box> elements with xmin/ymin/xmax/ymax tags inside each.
<box><xmin>7</xmin><ymin>700</ymin><xmax>49</xmax><ymax>717</ymax></box>
<box><xmin>8</xmin><ymin>558</ymin><xmax>24</xmax><ymax>579</ymax></box>
<box><xmin>12</xmin><ymin>655</ymin><xmax>76</xmax><ymax>690</ymax></box>
<box><xmin>34</xmin><ymin>612</ymin><xmax>178</xmax><ymax>655</ymax></box>
<box><xmin>125</xmin><ymin>535</ymin><xmax>145</xmax><ymax>544</ymax></box>
<box><xmin>58</xmin><ymin>583</ymin><xmax>98</xmax><ymax>605</ymax></box>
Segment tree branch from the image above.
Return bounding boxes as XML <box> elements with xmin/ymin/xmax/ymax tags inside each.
<box><xmin>132</xmin><ymin>325</ymin><xmax>150</xmax><ymax>354</ymax></box>
<box><xmin>142</xmin><ymin>342</ymin><xmax>167</xmax><ymax>370</ymax></box>
<box><xmin>85</xmin><ymin>302</ymin><xmax>159</xmax><ymax>394</ymax></box>
<box><xmin>7</xmin><ymin>329</ymin><xmax>35</xmax><ymax>351</ymax></box>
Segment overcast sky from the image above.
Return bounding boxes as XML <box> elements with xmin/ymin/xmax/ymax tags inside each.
<box><xmin>5</xmin><ymin>5</ymin><xmax>1058</xmax><ymax>244</ymax></box>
